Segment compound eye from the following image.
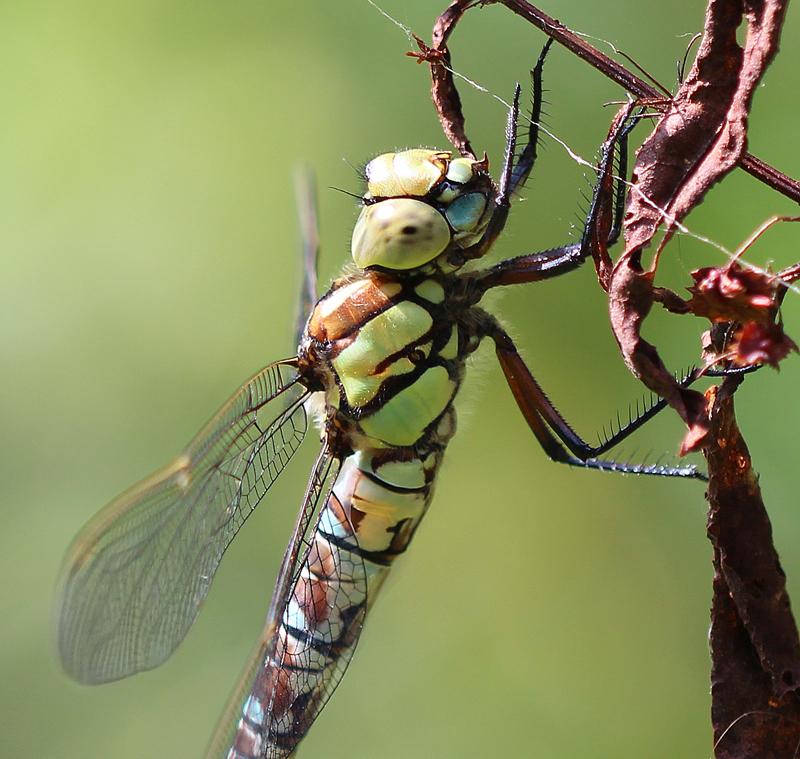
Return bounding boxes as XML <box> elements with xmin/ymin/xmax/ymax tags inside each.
<box><xmin>445</xmin><ymin>192</ymin><xmax>490</xmax><ymax>241</ymax></box>
<box><xmin>352</xmin><ymin>198</ymin><xmax>451</xmax><ymax>271</ymax></box>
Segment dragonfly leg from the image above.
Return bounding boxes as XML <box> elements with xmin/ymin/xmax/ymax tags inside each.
<box><xmin>507</xmin><ymin>39</ymin><xmax>553</xmax><ymax>198</ymax></box>
<box><xmin>487</xmin><ymin>321</ymin><xmax>705</xmax><ymax>478</ymax></box>
<box><xmin>477</xmin><ymin>242</ymin><xmax>586</xmax><ymax>289</ymax></box>
<box><xmin>475</xmin><ymin>110</ymin><xmax>637</xmax><ymax>291</ymax></box>
<box><xmin>457</xmin><ymin>41</ymin><xmax>553</xmax><ymax>264</ymax></box>
<box><xmin>606</xmin><ymin>112</ymin><xmax>636</xmax><ymax>248</ymax></box>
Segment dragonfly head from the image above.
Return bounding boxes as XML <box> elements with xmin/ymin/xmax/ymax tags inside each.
<box><xmin>352</xmin><ymin>149</ymin><xmax>494</xmax><ymax>272</ymax></box>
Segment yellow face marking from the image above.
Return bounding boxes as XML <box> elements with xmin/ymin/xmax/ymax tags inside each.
<box><xmin>391</xmin><ymin>150</ymin><xmax>448</xmax><ymax>196</ymax></box>
<box><xmin>352</xmin><ymin>199</ymin><xmax>451</xmax><ymax>271</ymax></box>
<box><xmin>445</xmin><ymin>157</ymin><xmax>475</xmax><ymax>184</ymax></box>
<box><xmin>364</xmin><ymin>150</ymin><xmax>449</xmax><ymax>198</ymax></box>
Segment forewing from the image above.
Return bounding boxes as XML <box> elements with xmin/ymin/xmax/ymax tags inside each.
<box><xmin>204</xmin><ymin>446</ymin><xmax>368</xmax><ymax>759</ymax></box>
<box><xmin>58</xmin><ymin>360</ymin><xmax>311</xmax><ymax>685</ymax></box>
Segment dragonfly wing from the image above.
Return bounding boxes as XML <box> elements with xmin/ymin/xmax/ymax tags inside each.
<box><xmin>204</xmin><ymin>445</ymin><xmax>369</xmax><ymax>759</ymax></box>
<box><xmin>293</xmin><ymin>165</ymin><xmax>319</xmax><ymax>347</ymax></box>
<box><xmin>58</xmin><ymin>360</ymin><xmax>311</xmax><ymax>685</ymax></box>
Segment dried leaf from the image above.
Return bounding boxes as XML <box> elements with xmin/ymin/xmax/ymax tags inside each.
<box><xmin>607</xmin><ymin>0</ymin><xmax>788</xmax><ymax>451</ymax></box>
<box><xmin>729</xmin><ymin>321</ymin><xmax>799</xmax><ymax>369</ymax></box>
<box><xmin>686</xmin><ymin>262</ymin><xmax>780</xmax><ymax>324</ymax></box>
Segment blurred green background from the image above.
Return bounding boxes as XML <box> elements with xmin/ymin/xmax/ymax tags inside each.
<box><xmin>2</xmin><ymin>1</ymin><xmax>800</xmax><ymax>757</ymax></box>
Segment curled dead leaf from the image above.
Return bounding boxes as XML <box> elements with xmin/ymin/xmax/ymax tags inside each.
<box><xmin>729</xmin><ymin>321</ymin><xmax>799</xmax><ymax>370</ymax></box>
<box><xmin>686</xmin><ymin>261</ymin><xmax>780</xmax><ymax>324</ymax></box>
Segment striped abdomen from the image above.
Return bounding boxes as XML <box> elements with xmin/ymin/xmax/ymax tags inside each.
<box><xmin>229</xmin><ymin>437</ymin><xmax>453</xmax><ymax>758</ymax></box>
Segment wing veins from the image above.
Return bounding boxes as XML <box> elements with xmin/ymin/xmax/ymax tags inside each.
<box><xmin>203</xmin><ymin>447</ymin><xmax>349</xmax><ymax>759</ymax></box>
<box><xmin>58</xmin><ymin>361</ymin><xmax>313</xmax><ymax>685</ymax></box>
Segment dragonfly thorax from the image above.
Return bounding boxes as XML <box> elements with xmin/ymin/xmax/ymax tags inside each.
<box><xmin>303</xmin><ymin>268</ymin><xmax>467</xmax><ymax>450</ymax></box>
<box><xmin>352</xmin><ymin>149</ymin><xmax>495</xmax><ymax>271</ymax></box>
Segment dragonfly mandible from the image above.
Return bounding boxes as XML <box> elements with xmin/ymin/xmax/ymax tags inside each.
<box><xmin>56</xmin><ymin>46</ymin><xmax>701</xmax><ymax>759</ymax></box>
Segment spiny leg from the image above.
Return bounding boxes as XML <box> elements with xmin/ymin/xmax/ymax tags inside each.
<box><xmin>473</xmin><ymin>110</ymin><xmax>704</xmax><ymax>478</ymax></box>
<box><xmin>487</xmin><ymin>319</ymin><xmax>704</xmax><ymax>478</ymax></box>
<box><xmin>508</xmin><ymin>38</ymin><xmax>553</xmax><ymax>197</ymax></box>
<box><xmin>436</xmin><ymin>43</ymin><xmax>696</xmax><ymax>475</ymax></box>
<box><xmin>480</xmin><ymin>110</ymin><xmax>758</xmax><ymax>478</ymax></box>
<box><xmin>475</xmin><ymin>105</ymin><xmax>637</xmax><ymax>292</ymax></box>
<box><xmin>459</xmin><ymin>41</ymin><xmax>554</xmax><ymax>263</ymax></box>
<box><xmin>607</xmin><ymin>113</ymin><xmax>635</xmax><ymax>247</ymax></box>
<box><xmin>581</xmin><ymin>103</ymin><xmax>639</xmax><ymax>288</ymax></box>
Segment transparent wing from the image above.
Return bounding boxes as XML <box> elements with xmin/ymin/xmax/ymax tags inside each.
<box><xmin>293</xmin><ymin>165</ymin><xmax>320</xmax><ymax>346</ymax></box>
<box><xmin>58</xmin><ymin>360</ymin><xmax>311</xmax><ymax>685</ymax></box>
<box><xmin>204</xmin><ymin>446</ymin><xmax>368</xmax><ymax>759</ymax></box>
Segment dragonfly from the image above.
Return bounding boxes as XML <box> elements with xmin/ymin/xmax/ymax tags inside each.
<box><xmin>57</xmin><ymin>46</ymin><xmax>702</xmax><ymax>759</ymax></box>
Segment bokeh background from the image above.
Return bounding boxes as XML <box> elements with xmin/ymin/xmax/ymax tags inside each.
<box><xmin>3</xmin><ymin>1</ymin><xmax>800</xmax><ymax>757</ymax></box>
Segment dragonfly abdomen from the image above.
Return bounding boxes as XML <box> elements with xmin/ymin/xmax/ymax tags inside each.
<box><xmin>232</xmin><ymin>434</ymin><xmax>453</xmax><ymax>758</ymax></box>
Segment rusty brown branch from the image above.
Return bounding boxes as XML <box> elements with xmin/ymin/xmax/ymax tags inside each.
<box><xmin>706</xmin><ymin>381</ymin><xmax>800</xmax><ymax>758</ymax></box>
<box><xmin>601</xmin><ymin>0</ymin><xmax>790</xmax><ymax>456</ymax></box>
<box><xmin>494</xmin><ymin>0</ymin><xmax>800</xmax><ymax>204</ymax></box>
<box><xmin>741</xmin><ymin>153</ymin><xmax>800</xmax><ymax>200</ymax></box>
<box><xmin>420</xmin><ymin>0</ymin><xmax>800</xmax><ymax>204</ymax></box>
